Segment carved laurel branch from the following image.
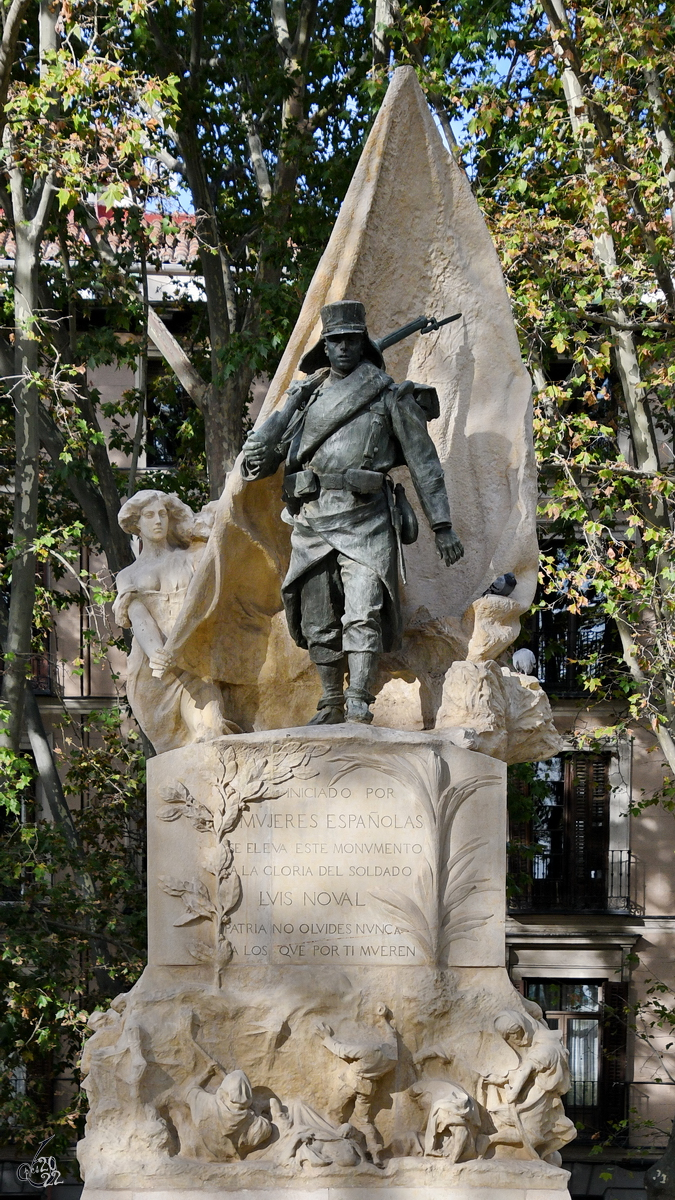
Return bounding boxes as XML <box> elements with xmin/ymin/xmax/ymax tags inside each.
<box><xmin>157</xmin><ymin>742</ymin><xmax>328</xmax><ymax>985</ymax></box>
<box><xmin>329</xmin><ymin>750</ymin><xmax>499</xmax><ymax>969</ymax></box>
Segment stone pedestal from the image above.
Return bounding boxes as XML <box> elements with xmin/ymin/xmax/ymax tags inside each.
<box><xmin>78</xmin><ymin>729</ymin><xmax>573</xmax><ymax>1200</ymax></box>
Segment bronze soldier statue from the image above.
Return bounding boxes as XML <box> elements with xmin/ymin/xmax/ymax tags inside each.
<box><xmin>241</xmin><ymin>300</ymin><xmax>464</xmax><ymax>725</ymax></box>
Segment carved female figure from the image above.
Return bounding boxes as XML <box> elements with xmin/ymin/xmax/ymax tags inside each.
<box><xmin>483</xmin><ymin>1009</ymin><xmax>576</xmax><ymax>1163</ymax></box>
<box><xmin>113</xmin><ymin>490</ymin><xmax>238</xmax><ymax>753</ymax></box>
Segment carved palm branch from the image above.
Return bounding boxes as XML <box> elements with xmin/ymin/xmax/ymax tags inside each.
<box><xmin>330</xmin><ymin>750</ymin><xmax>499</xmax><ymax>967</ymax></box>
<box><xmin>439</xmin><ymin>839</ymin><xmax>492</xmax><ymax>955</ymax></box>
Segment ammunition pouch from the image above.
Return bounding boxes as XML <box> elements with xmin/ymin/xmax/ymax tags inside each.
<box><xmin>284</xmin><ymin>467</ymin><xmax>385</xmax><ymax>502</ymax></box>
<box><xmin>343</xmin><ymin>468</ymin><xmax>384</xmax><ymax>494</ymax></box>
<box><xmin>283</xmin><ymin>469</ymin><xmax>319</xmax><ymax>501</ymax></box>
<box><xmin>394</xmin><ymin>482</ymin><xmax>419</xmax><ymax>544</ymax></box>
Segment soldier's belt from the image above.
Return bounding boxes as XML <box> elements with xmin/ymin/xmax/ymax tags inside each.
<box><xmin>284</xmin><ymin>468</ymin><xmax>384</xmax><ymax>499</ymax></box>
<box><xmin>320</xmin><ymin>469</ymin><xmax>384</xmax><ymax>492</ymax></box>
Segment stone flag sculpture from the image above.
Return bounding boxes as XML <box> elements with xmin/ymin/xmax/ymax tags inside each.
<box><xmin>164</xmin><ymin>66</ymin><xmax>541</xmax><ymax>736</ymax></box>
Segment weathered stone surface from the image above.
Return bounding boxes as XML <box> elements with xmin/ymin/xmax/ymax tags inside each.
<box><xmin>436</xmin><ymin>664</ymin><xmax>562</xmax><ymax>765</ymax></box>
<box><xmin>500</xmin><ymin>672</ymin><xmax>562</xmax><ymax>765</ymax></box>
<box><xmin>164</xmin><ymin>66</ymin><xmax>538</xmax><ymax>733</ymax></box>
<box><xmin>78</xmin><ymin>732</ymin><xmax>573</xmax><ymax>1198</ymax></box>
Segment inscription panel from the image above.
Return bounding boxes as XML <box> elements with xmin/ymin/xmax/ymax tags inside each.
<box><xmin>229</xmin><ymin>769</ymin><xmax>424</xmax><ymax>964</ymax></box>
<box><xmin>147</xmin><ymin>731</ymin><xmax>506</xmax><ymax>970</ymax></box>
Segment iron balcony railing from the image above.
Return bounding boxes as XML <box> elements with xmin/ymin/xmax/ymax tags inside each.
<box><xmin>508</xmin><ymin>849</ymin><xmax>644</xmax><ymax>915</ymax></box>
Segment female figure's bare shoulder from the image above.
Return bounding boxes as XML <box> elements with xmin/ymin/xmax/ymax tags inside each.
<box><xmin>116</xmin><ymin>559</ymin><xmax>142</xmax><ymax>593</ymax></box>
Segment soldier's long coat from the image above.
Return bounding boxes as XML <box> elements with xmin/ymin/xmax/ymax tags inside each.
<box><xmin>241</xmin><ymin>361</ymin><xmax>452</xmax><ymax>653</ymax></box>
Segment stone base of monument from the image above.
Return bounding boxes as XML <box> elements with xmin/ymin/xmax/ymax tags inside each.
<box><xmin>78</xmin><ymin>728</ymin><xmax>573</xmax><ymax>1200</ymax></box>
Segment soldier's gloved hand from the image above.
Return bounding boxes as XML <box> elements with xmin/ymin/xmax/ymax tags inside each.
<box><xmin>435</xmin><ymin>526</ymin><xmax>464</xmax><ymax>566</ymax></box>
<box><xmin>242</xmin><ymin>436</ymin><xmax>267</xmax><ymax>472</ymax></box>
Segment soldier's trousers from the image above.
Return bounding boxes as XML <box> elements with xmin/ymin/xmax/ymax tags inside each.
<box><xmin>299</xmin><ymin>551</ymin><xmax>384</xmax><ymax>664</ymax></box>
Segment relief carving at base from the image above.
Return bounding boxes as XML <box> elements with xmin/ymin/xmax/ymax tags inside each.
<box><xmin>77</xmin><ymin>732</ymin><xmax>574</xmax><ymax>1195</ymax></box>
<box><xmin>79</xmin><ymin>981</ymin><xmax>575</xmax><ymax>1178</ymax></box>
<box><xmin>483</xmin><ymin>1008</ymin><xmax>577</xmax><ymax>1164</ymax></box>
<box><xmin>315</xmin><ymin>1002</ymin><xmax>398</xmax><ymax>1164</ymax></box>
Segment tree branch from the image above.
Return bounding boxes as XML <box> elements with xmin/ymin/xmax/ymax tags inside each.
<box><xmin>541</xmin><ymin>0</ymin><xmax>675</xmax><ymax>312</ymax></box>
<box><xmin>615</xmin><ymin>615</ymin><xmax>675</xmax><ymax>775</ymax></box>
<box><xmin>37</xmin><ymin>401</ymin><xmax>131</xmax><ymax>572</ymax></box>
<box><xmin>643</xmin><ymin>63</ymin><xmax>675</xmax><ymax>237</ymax></box>
<box><xmin>546</xmin><ymin>455</ymin><xmax>670</xmax><ymax>481</ymax></box>
<box><xmin>270</xmin><ymin>0</ymin><xmax>292</xmax><ymax>58</ymax></box>
<box><xmin>86</xmin><ymin>205</ymin><xmax>214</xmax><ymax>402</ymax></box>
<box><xmin>218</xmin><ymin>246</ymin><xmax>238</xmax><ymax>330</ymax></box>
<box><xmin>243</xmin><ymin>113</ymin><xmax>272</xmax><ymax>206</ymax></box>
<box><xmin>189</xmin><ymin>0</ymin><xmax>203</xmax><ymax>78</ymax></box>
<box><xmin>156</xmin><ymin>145</ymin><xmax>185</xmax><ymax>177</ymax></box>
<box><xmin>145</xmin><ymin>8</ymin><xmax>185</xmax><ymax>74</ymax></box>
<box><xmin>84</xmin><ymin>214</ymin><xmax>118</xmax><ymax>266</ymax></box>
<box><xmin>372</xmin><ymin>0</ymin><xmax>397</xmax><ymax>70</ymax></box>
<box><xmin>28</xmin><ymin>169</ymin><xmax>56</xmax><ymax>246</ymax></box>
<box><xmin>6</xmin><ymin>157</ymin><xmax>25</xmax><ymax>226</ymax></box>
<box><xmin>0</xmin><ymin>0</ymin><xmax>31</xmax><ymax>129</ymax></box>
<box><xmin>568</xmin><ymin>307</ymin><xmax>674</xmax><ymax>333</ymax></box>
<box><xmin>292</xmin><ymin>0</ymin><xmax>315</xmax><ymax>61</ymax></box>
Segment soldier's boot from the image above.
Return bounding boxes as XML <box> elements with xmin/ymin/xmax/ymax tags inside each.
<box><xmin>345</xmin><ymin>652</ymin><xmax>377</xmax><ymax>724</ymax></box>
<box><xmin>308</xmin><ymin>663</ymin><xmax>345</xmax><ymax>725</ymax></box>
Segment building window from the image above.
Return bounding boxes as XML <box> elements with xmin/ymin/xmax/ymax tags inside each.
<box><xmin>521</xmin><ymin>551</ymin><xmax>622</xmax><ymax>699</ymax></box>
<box><xmin>509</xmin><ymin>753</ymin><xmax>638</xmax><ymax>913</ymax></box>
<box><xmin>524</xmin><ymin>979</ymin><xmax>628</xmax><ymax>1142</ymax></box>
<box><xmin>528</xmin><ymin>604</ymin><xmax>614</xmax><ymax>697</ymax></box>
<box><xmin>145</xmin><ymin>359</ymin><xmax>195</xmax><ymax>467</ymax></box>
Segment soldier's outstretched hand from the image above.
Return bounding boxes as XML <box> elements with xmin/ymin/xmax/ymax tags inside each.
<box><xmin>435</xmin><ymin>526</ymin><xmax>464</xmax><ymax>566</ymax></box>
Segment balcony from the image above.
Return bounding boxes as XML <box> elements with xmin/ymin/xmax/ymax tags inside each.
<box><xmin>508</xmin><ymin>848</ymin><xmax>644</xmax><ymax>915</ymax></box>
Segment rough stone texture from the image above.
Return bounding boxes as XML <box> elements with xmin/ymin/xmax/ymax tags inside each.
<box><xmin>164</xmin><ymin>66</ymin><xmax>538</xmax><ymax>734</ymax></box>
<box><xmin>78</xmin><ymin>732</ymin><xmax>573</xmax><ymax>1198</ymax></box>
<box><xmin>436</xmin><ymin>665</ymin><xmax>562</xmax><ymax>765</ymax></box>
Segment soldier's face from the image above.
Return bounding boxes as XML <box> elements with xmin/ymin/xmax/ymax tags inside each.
<box><xmin>324</xmin><ymin>332</ymin><xmax>364</xmax><ymax>376</ymax></box>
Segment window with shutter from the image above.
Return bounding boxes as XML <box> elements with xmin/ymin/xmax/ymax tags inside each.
<box><xmin>509</xmin><ymin>752</ymin><xmax>615</xmax><ymax>912</ymax></box>
<box><xmin>564</xmin><ymin>754</ymin><xmax>610</xmax><ymax>910</ymax></box>
<box><xmin>525</xmin><ymin>979</ymin><xmax>628</xmax><ymax>1143</ymax></box>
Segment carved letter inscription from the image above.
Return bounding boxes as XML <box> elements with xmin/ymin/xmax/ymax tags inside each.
<box><xmin>147</xmin><ymin>734</ymin><xmax>505</xmax><ymax>976</ymax></box>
